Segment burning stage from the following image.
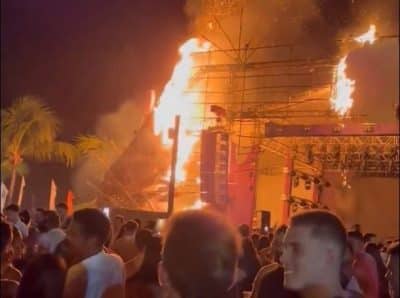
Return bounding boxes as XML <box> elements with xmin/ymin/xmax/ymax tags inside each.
<box><xmin>100</xmin><ymin>1</ymin><xmax>399</xmax><ymax>238</ymax></box>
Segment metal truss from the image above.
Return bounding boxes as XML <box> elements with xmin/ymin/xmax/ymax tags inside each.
<box><xmin>262</xmin><ymin>136</ymin><xmax>399</xmax><ymax>176</ymax></box>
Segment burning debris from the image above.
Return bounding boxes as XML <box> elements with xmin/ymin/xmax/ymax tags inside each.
<box><xmin>330</xmin><ymin>56</ymin><xmax>355</xmax><ymax>117</ymax></box>
<box><xmin>354</xmin><ymin>24</ymin><xmax>377</xmax><ymax>45</ymax></box>
<box><xmin>330</xmin><ymin>25</ymin><xmax>377</xmax><ymax>117</ymax></box>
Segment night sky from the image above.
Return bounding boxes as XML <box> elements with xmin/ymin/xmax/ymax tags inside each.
<box><xmin>1</xmin><ymin>0</ymin><xmax>189</xmax><ymax>206</ymax></box>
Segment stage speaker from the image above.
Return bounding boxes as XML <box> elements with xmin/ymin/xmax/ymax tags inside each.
<box><xmin>200</xmin><ymin>130</ymin><xmax>229</xmax><ymax>206</ymax></box>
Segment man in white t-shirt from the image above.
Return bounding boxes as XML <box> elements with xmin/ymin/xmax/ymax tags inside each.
<box><xmin>37</xmin><ymin>210</ymin><xmax>66</xmax><ymax>253</ymax></box>
<box><xmin>64</xmin><ymin>208</ymin><xmax>125</xmax><ymax>298</ymax></box>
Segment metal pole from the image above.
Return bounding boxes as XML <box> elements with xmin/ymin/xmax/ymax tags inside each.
<box><xmin>281</xmin><ymin>154</ymin><xmax>294</xmax><ymax>225</ymax></box>
<box><xmin>311</xmin><ymin>183</ymin><xmax>320</xmax><ymax>204</ymax></box>
<box><xmin>167</xmin><ymin>115</ymin><xmax>180</xmax><ymax>215</ymax></box>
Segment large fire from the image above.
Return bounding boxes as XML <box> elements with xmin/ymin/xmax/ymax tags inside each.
<box><xmin>153</xmin><ymin>38</ymin><xmax>211</xmax><ymax>182</ymax></box>
<box><xmin>330</xmin><ymin>25</ymin><xmax>377</xmax><ymax>116</ymax></box>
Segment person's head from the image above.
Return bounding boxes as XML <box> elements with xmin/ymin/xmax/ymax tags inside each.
<box><xmin>19</xmin><ymin>210</ymin><xmax>31</xmax><ymax>226</ymax></box>
<box><xmin>159</xmin><ymin>210</ymin><xmax>241</xmax><ymax>298</ymax></box>
<box><xmin>238</xmin><ymin>224</ymin><xmax>250</xmax><ymax>238</ymax></box>
<box><xmin>67</xmin><ymin>208</ymin><xmax>111</xmax><ymax>259</ymax></box>
<box><xmin>251</xmin><ymin>233</ymin><xmax>260</xmax><ymax>248</ymax></box>
<box><xmin>137</xmin><ymin>235</ymin><xmax>162</xmax><ymax>282</ymax></box>
<box><xmin>271</xmin><ymin>224</ymin><xmax>287</xmax><ymax>261</ymax></box>
<box><xmin>136</xmin><ymin>228</ymin><xmax>153</xmax><ymax>251</ymax></box>
<box><xmin>145</xmin><ymin>220</ymin><xmax>156</xmax><ymax>231</ymax></box>
<box><xmin>364</xmin><ymin>232</ymin><xmax>377</xmax><ymax>244</ymax></box>
<box><xmin>112</xmin><ymin>215</ymin><xmax>124</xmax><ymax>228</ymax></box>
<box><xmin>386</xmin><ymin>241</ymin><xmax>399</xmax><ymax>298</ymax></box>
<box><xmin>17</xmin><ymin>254</ymin><xmax>67</xmax><ymax>298</ymax></box>
<box><xmin>1</xmin><ymin>221</ymin><xmax>13</xmax><ymax>265</ymax></box>
<box><xmin>281</xmin><ymin>210</ymin><xmax>347</xmax><ymax>292</ymax></box>
<box><xmin>348</xmin><ymin>230</ymin><xmax>364</xmax><ymax>253</ymax></box>
<box><xmin>258</xmin><ymin>235</ymin><xmax>270</xmax><ymax>251</ymax></box>
<box><xmin>352</xmin><ymin>224</ymin><xmax>361</xmax><ymax>233</ymax></box>
<box><xmin>11</xmin><ymin>226</ymin><xmax>25</xmax><ymax>260</ymax></box>
<box><xmin>55</xmin><ymin>203</ymin><xmax>68</xmax><ymax>220</ymax></box>
<box><xmin>44</xmin><ymin>210</ymin><xmax>60</xmax><ymax>230</ymax></box>
<box><xmin>33</xmin><ymin>208</ymin><xmax>46</xmax><ymax>225</ymax></box>
<box><xmin>121</xmin><ymin>220</ymin><xmax>139</xmax><ymax>237</ymax></box>
<box><xmin>4</xmin><ymin>204</ymin><xmax>20</xmax><ymax>224</ymax></box>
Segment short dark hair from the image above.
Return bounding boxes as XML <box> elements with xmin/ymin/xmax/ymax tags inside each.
<box><xmin>124</xmin><ymin>221</ymin><xmax>139</xmax><ymax>233</ymax></box>
<box><xmin>162</xmin><ymin>210</ymin><xmax>240</xmax><ymax>298</ymax></box>
<box><xmin>238</xmin><ymin>224</ymin><xmax>250</xmax><ymax>238</ymax></box>
<box><xmin>72</xmin><ymin>208</ymin><xmax>111</xmax><ymax>247</ymax></box>
<box><xmin>56</xmin><ymin>203</ymin><xmax>68</xmax><ymax>210</ymax></box>
<box><xmin>19</xmin><ymin>210</ymin><xmax>31</xmax><ymax>225</ymax></box>
<box><xmin>348</xmin><ymin>230</ymin><xmax>364</xmax><ymax>242</ymax></box>
<box><xmin>275</xmin><ymin>224</ymin><xmax>288</xmax><ymax>236</ymax></box>
<box><xmin>45</xmin><ymin>211</ymin><xmax>60</xmax><ymax>229</ymax></box>
<box><xmin>1</xmin><ymin>221</ymin><xmax>12</xmax><ymax>254</ymax></box>
<box><xmin>290</xmin><ymin>210</ymin><xmax>347</xmax><ymax>256</ymax></box>
<box><xmin>4</xmin><ymin>204</ymin><xmax>19</xmax><ymax>213</ymax></box>
<box><xmin>363</xmin><ymin>233</ymin><xmax>376</xmax><ymax>243</ymax></box>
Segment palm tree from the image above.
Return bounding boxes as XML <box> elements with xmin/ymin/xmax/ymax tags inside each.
<box><xmin>1</xmin><ymin>96</ymin><xmax>78</xmax><ymax>203</ymax></box>
<box><xmin>74</xmin><ymin>134</ymin><xmax>122</xmax><ymax>169</ymax></box>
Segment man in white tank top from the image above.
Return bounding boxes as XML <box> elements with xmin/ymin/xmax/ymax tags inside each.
<box><xmin>63</xmin><ymin>208</ymin><xmax>125</xmax><ymax>298</ymax></box>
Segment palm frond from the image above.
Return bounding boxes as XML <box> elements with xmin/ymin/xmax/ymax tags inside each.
<box><xmin>1</xmin><ymin>96</ymin><xmax>61</xmax><ymax>154</ymax></box>
<box><xmin>75</xmin><ymin>135</ymin><xmax>122</xmax><ymax>155</ymax></box>
<box><xmin>1</xmin><ymin>160</ymin><xmax>29</xmax><ymax>180</ymax></box>
<box><xmin>24</xmin><ymin>141</ymin><xmax>78</xmax><ymax>167</ymax></box>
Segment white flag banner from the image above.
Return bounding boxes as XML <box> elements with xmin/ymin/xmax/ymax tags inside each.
<box><xmin>1</xmin><ymin>182</ymin><xmax>8</xmax><ymax>213</ymax></box>
<box><xmin>49</xmin><ymin>179</ymin><xmax>57</xmax><ymax>210</ymax></box>
<box><xmin>17</xmin><ymin>176</ymin><xmax>26</xmax><ymax>207</ymax></box>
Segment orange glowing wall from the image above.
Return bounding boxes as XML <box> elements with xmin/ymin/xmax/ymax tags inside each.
<box><xmin>321</xmin><ymin>174</ymin><xmax>399</xmax><ymax>240</ymax></box>
<box><xmin>255</xmin><ymin>153</ymin><xmax>399</xmax><ymax>239</ymax></box>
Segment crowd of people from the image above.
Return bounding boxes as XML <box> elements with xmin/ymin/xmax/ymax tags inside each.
<box><xmin>0</xmin><ymin>202</ymin><xmax>398</xmax><ymax>298</ymax></box>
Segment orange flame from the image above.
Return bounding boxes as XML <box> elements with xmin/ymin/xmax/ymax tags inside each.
<box><xmin>330</xmin><ymin>25</ymin><xmax>377</xmax><ymax>116</ymax></box>
<box><xmin>354</xmin><ymin>24</ymin><xmax>376</xmax><ymax>45</ymax></box>
<box><xmin>330</xmin><ymin>56</ymin><xmax>355</xmax><ymax>116</ymax></box>
<box><xmin>153</xmin><ymin>38</ymin><xmax>211</xmax><ymax>182</ymax></box>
